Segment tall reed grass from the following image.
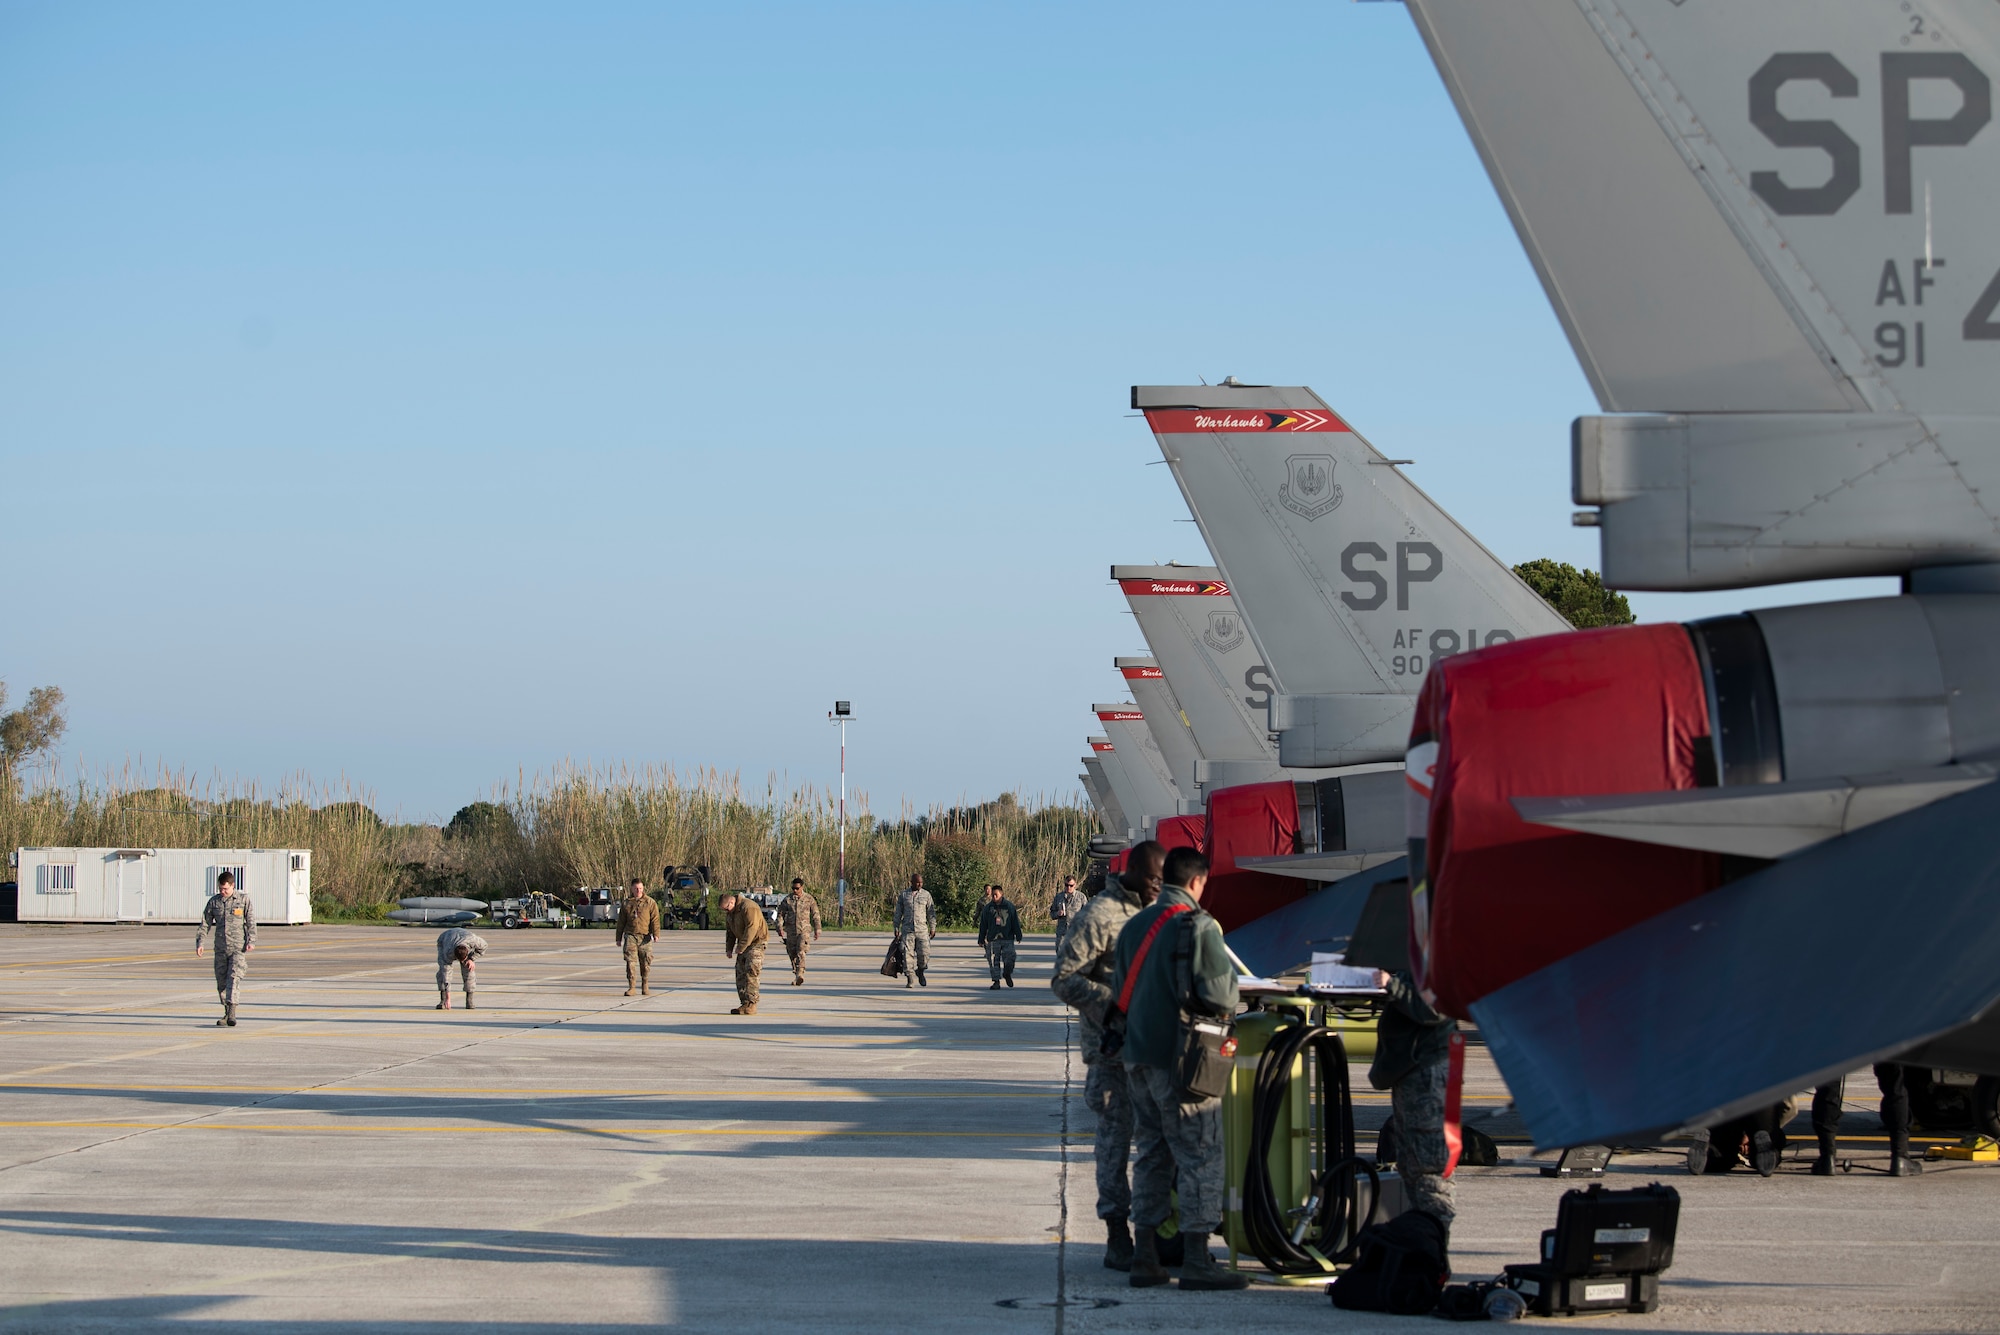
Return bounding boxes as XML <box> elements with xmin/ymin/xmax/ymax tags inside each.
<box><xmin>0</xmin><ymin>763</ymin><xmax>1099</xmax><ymax>929</ymax></box>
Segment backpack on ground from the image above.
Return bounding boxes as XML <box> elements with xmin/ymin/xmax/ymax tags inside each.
<box><xmin>1329</xmin><ymin>1210</ymin><xmax>1450</xmax><ymax>1316</ymax></box>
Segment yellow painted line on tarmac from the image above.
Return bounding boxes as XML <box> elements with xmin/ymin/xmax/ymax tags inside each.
<box><xmin>0</xmin><ymin>1119</ymin><xmax>1054</xmax><ymax>1138</ymax></box>
<box><xmin>0</xmin><ymin>1080</ymin><xmax>1058</xmax><ymax>1098</ymax></box>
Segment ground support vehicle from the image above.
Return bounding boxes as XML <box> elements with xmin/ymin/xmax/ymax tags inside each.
<box><xmin>486</xmin><ymin>892</ymin><xmax>573</xmax><ymax>930</ymax></box>
<box><xmin>661</xmin><ymin>865</ymin><xmax>714</xmax><ymax>929</ymax></box>
<box><xmin>573</xmin><ymin>887</ymin><xmax>619</xmax><ymax>926</ymax></box>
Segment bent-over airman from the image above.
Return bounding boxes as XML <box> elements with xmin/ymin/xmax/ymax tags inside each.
<box><xmin>720</xmin><ymin>892</ymin><xmax>768</xmax><ymax>1015</ymax></box>
<box><xmin>435</xmin><ymin>926</ymin><xmax>486</xmax><ymax>1010</ymax></box>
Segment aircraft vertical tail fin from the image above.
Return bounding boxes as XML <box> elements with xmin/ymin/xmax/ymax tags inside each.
<box><xmin>1116</xmin><ymin>657</ymin><xmax>1204</xmax><ymax>806</ymax></box>
<box><xmin>1135</xmin><ymin>386</ymin><xmax>1569</xmax><ymax>765</ymax></box>
<box><xmin>1405</xmin><ymin>0</ymin><xmax>2000</xmax><ymax>586</ymax></box>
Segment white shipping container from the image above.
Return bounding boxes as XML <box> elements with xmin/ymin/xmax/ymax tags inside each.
<box><xmin>11</xmin><ymin>848</ymin><xmax>312</xmax><ymax>925</ymax></box>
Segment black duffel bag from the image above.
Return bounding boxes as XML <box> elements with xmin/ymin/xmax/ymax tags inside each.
<box><xmin>1330</xmin><ymin>1210</ymin><xmax>1450</xmax><ymax>1316</ymax></box>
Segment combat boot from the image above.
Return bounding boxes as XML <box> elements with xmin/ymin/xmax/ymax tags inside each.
<box><xmin>990</xmin><ymin>980</ymin><xmax>1001</xmax><ymax>990</ymax></box>
<box><xmin>436</xmin><ymin>991</ymin><xmax>449</xmax><ymax>1010</ymax></box>
<box><xmin>1103</xmin><ymin>1217</ymin><xmax>1134</xmax><ymax>1272</ymax></box>
<box><xmin>1751</xmin><ymin>1129</ymin><xmax>1777</xmax><ymax>1177</ymax></box>
<box><xmin>729</xmin><ymin>1003</ymin><xmax>758</xmax><ymax>1016</ymax></box>
<box><xmin>224</xmin><ymin>1002</ymin><xmax>237</xmax><ymax>1028</ymax></box>
<box><xmin>1890</xmin><ymin>1154</ymin><xmax>1924</xmax><ymax>1176</ymax></box>
<box><xmin>1176</xmin><ymin>1232</ymin><xmax>1249</xmax><ymax>1291</ymax></box>
<box><xmin>917</xmin><ymin>967</ymin><xmax>928</xmax><ymax>987</ymax></box>
<box><xmin>640</xmin><ymin>968</ymin><xmax>650</xmax><ymax>996</ymax></box>
<box><xmin>464</xmin><ymin>994</ymin><xmax>475</xmax><ymax>1010</ymax></box>
<box><xmin>1811</xmin><ymin>1156</ymin><xmax>1837</xmax><ymax>1176</ymax></box>
<box><xmin>1128</xmin><ymin>1227</ymin><xmax>1169</xmax><ymax>1288</ymax></box>
<box><xmin>1004</xmin><ymin>961</ymin><xmax>1015</xmax><ymax>987</ymax></box>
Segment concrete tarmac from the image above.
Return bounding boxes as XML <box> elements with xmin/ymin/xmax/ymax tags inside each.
<box><xmin>0</xmin><ymin>922</ymin><xmax>1995</xmax><ymax>1333</ymax></box>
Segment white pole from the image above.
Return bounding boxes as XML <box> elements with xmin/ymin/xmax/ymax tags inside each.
<box><xmin>838</xmin><ymin>718</ymin><xmax>847</xmax><ymax>926</ymax></box>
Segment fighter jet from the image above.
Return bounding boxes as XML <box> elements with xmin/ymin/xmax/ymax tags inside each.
<box><xmin>1086</xmin><ymin>735</ymin><xmax>1150</xmax><ymax>845</ymax></box>
<box><xmin>1092</xmin><ymin>704</ymin><xmax>1188</xmax><ymax>823</ymax></box>
<box><xmin>1395</xmin><ymin>0</ymin><xmax>2000</xmax><ymax>1148</ymax></box>
<box><xmin>1126</xmin><ymin>389</ymin><xmax>1570</xmax><ymax>933</ymax></box>
<box><xmin>1113</xmin><ymin>566</ymin><xmax>1293</xmax><ymax>797</ymax></box>
<box><xmin>1115</xmin><ymin>657</ymin><xmax>1205</xmax><ymax>810</ymax></box>
<box><xmin>1078</xmin><ymin>766</ymin><xmax>1121</xmax><ymax>834</ymax></box>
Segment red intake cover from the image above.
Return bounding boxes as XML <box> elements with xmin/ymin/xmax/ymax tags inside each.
<box><xmin>1154</xmin><ymin>815</ymin><xmax>1206</xmax><ymax>853</ymax></box>
<box><xmin>1203</xmin><ymin>781</ymin><xmax>1309</xmax><ymax>934</ymax></box>
<box><xmin>1419</xmin><ymin>624</ymin><xmax>1721</xmax><ymax>1018</ymax></box>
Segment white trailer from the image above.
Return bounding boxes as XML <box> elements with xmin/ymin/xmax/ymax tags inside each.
<box><xmin>10</xmin><ymin>848</ymin><xmax>312</xmax><ymax>925</ymax></box>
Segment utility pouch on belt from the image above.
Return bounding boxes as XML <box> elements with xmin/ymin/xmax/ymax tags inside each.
<box><xmin>1176</xmin><ymin>1011</ymin><xmax>1237</xmax><ymax>1101</ymax></box>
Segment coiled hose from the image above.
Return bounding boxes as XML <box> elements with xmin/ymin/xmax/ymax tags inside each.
<box><xmin>1239</xmin><ymin>1015</ymin><xmax>1380</xmax><ymax>1275</ymax></box>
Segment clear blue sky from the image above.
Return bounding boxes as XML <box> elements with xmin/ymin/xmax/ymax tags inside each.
<box><xmin>0</xmin><ymin>1</ymin><xmax>1889</xmax><ymax>822</ymax></box>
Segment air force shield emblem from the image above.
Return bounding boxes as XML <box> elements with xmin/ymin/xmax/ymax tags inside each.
<box><xmin>1279</xmin><ymin>454</ymin><xmax>1342</xmax><ymax>521</ymax></box>
<box><xmin>1203</xmin><ymin>611</ymin><xmax>1245</xmax><ymax>654</ymax></box>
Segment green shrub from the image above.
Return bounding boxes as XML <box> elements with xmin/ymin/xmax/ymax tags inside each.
<box><xmin>1513</xmin><ymin>558</ymin><xmax>1635</xmax><ymax>628</ymax></box>
<box><xmin>922</xmin><ymin>831</ymin><xmax>992</xmax><ymax>930</ymax></box>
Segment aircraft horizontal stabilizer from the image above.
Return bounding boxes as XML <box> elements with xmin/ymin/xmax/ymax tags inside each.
<box><xmin>1234</xmin><ymin>849</ymin><xmax>1405</xmax><ymax>882</ymax></box>
<box><xmin>1471</xmin><ymin>778</ymin><xmax>2000</xmax><ymax>1150</ymax></box>
<box><xmin>1512</xmin><ymin>765</ymin><xmax>1997</xmax><ymax>859</ymax></box>
<box><xmin>1226</xmin><ymin>857</ymin><xmax>1407</xmax><ymax>980</ymax></box>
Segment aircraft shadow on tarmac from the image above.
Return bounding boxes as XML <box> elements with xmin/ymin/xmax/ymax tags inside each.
<box><xmin>2</xmin><ymin>1078</ymin><xmax>1077</xmax><ymax>1161</ymax></box>
<box><xmin>0</xmin><ymin>1221</ymin><xmax>1093</xmax><ymax>1334</ymax></box>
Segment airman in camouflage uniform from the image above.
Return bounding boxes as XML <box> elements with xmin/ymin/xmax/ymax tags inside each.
<box><xmin>721</xmin><ymin>892</ymin><xmax>768</xmax><ymax>1015</ymax></box>
<box><xmin>977</xmin><ymin>884</ymin><xmax>1023</xmax><ymax>988</ymax></box>
<box><xmin>615</xmin><ymin>879</ymin><xmax>661</xmax><ymax>996</ymax></box>
<box><xmin>434</xmin><ymin>926</ymin><xmax>486</xmax><ymax>1010</ymax></box>
<box><xmin>1051</xmin><ymin>840</ymin><xmax>1163</xmax><ymax>1273</ymax></box>
<box><xmin>1109</xmin><ymin>846</ymin><xmax>1247</xmax><ymax>1292</ymax></box>
<box><xmin>894</xmin><ymin>873</ymin><xmax>936</xmax><ymax>989</ymax></box>
<box><xmin>1370</xmin><ymin>968</ymin><xmax>1458</xmax><ymax>1227</ymax></box>
<box><xmin>1049</xmin><ymin>875</ymin><xmax>1087</xmax><ymax>950</ymax></box>
<box><xmin>194</xmin><ymin>871</ymin><xmax>256</xmax><ymax>1027</ymax></box>
<box><xmin>777</xmin><ymin>877</ymin><xmax>821</xmax><ymax>985</ymax></box>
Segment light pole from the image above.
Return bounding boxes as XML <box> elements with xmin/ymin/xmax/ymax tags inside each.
<box><xmin>829</xmin><ymin>700</ymin><xmax>852</xmax><ymax>926</ymax></box>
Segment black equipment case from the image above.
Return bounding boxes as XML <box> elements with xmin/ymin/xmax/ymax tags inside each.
<box><xmin>1502</xmin><ymin>1182</ymin><xmax>1679</xmax><ymax>1316</ymax></box>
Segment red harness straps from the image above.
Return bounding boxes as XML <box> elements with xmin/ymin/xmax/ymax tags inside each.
<box><xmin>1115</xmin><ymin>904</ymin><xmax>1194</xmax><ymax>1013</ymax></box>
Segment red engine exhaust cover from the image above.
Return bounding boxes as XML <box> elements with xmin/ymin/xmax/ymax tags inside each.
<box><xmin>1414</xmin><ymin>624</ymin><xmax>1721</xmax><ymax>1018</ymax></box>
<box><xmin>1203</xmin><ymin>782</ymin><xmax>1308</xmax><ymax>933</ymax></box>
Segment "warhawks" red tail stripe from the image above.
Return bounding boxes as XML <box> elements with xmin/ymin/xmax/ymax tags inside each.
<box><xmin>1144</xmin><ymin>407</ymin><xmax>1348</xmax><ymax>434</ymax></box>
<box><xmin>1117</xmin><ymin>578</ymin><xmax>1230</xmax><ymax>597</ymax></box>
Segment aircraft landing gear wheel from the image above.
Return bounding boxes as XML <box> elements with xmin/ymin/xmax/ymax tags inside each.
<box><xmin>1976</xmin><ymin>1075</ymin><xmax>2000</xmax><ymax>1141</ymax></box>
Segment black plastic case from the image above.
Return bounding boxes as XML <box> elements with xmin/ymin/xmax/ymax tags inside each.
<box><xmin>1502</xmin><ymin>1266</ymin><xmax>1660</xmax><ymax>1316</ymax></box>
